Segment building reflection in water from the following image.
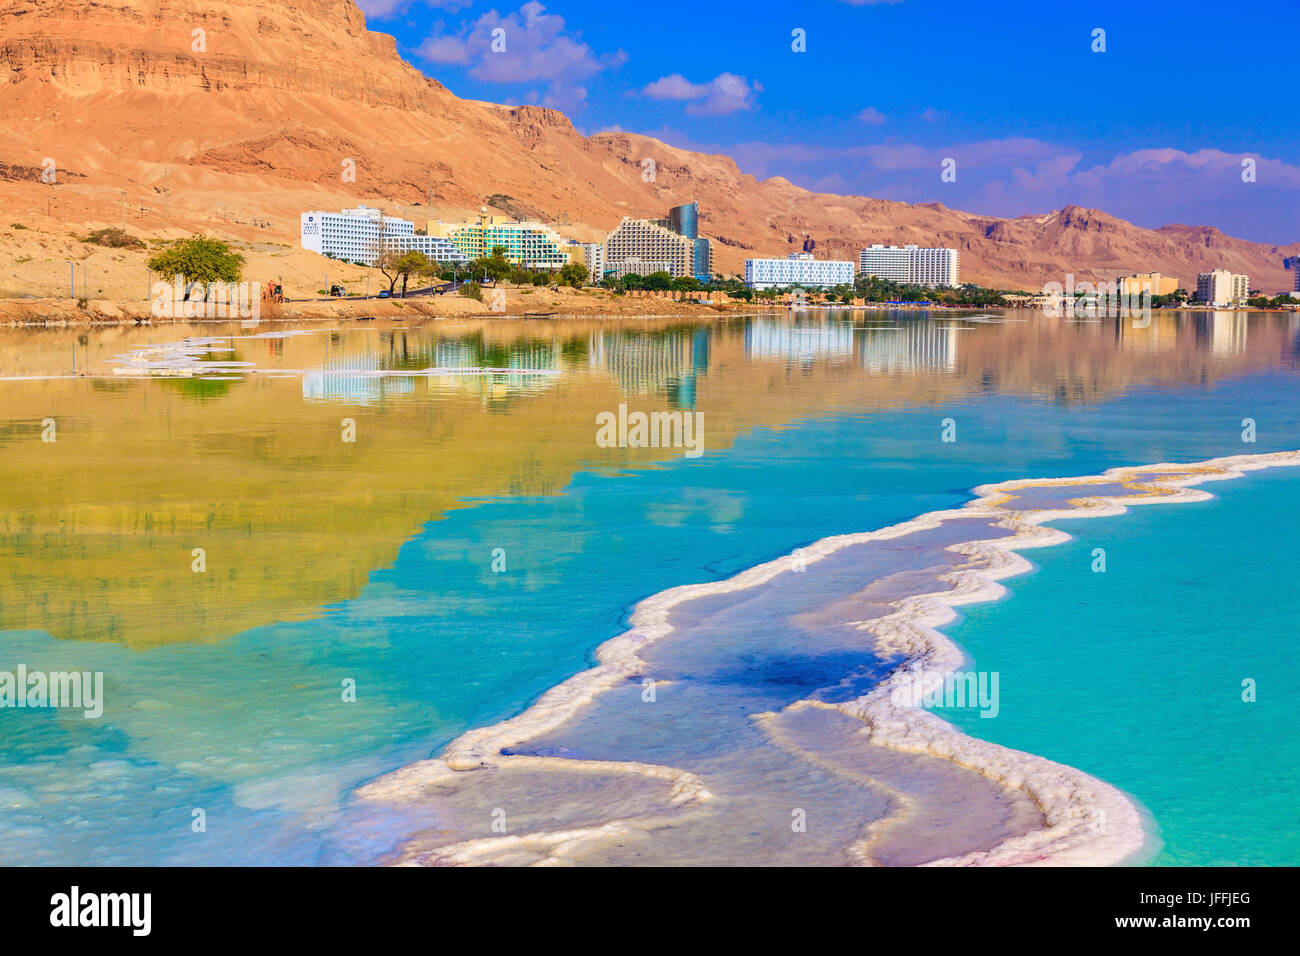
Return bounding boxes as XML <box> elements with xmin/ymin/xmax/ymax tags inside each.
<box><xmin>591</xmin><ymin>326</ymin><xmax>709</xmax><ymax>409</ymax></box>
<box><xmin>857</xmin><ymin>320</ymin><xmax>960</xmax><ymax>373</ymax></box>
<box><xmin>744</xmin><ymin>316</ymin><xmax>855</xmax><ymax>363</ymax></box>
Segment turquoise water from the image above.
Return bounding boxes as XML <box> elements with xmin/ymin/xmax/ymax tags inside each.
<box><xmin>936</xmin><ymin>464</ymin><xmax>1300</xmax><ymax>866</ymax></box>
<box><xmin>1</xmin><ymin>313</ymin><xmax>1298</xmax><ymax>864</ymax></box>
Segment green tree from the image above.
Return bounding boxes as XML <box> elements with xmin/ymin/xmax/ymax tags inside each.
<box><xmin>147</xmin><ymin>236</ymin><xmax>244</xmax><ymax>299</ymax></box>
<box><xmin>377</xmin><ymin>250</ymin><xmax>430</xmax><ymax>296</ymax></box>
<box><xmin>558</xmin><ymin>262</ymin><xmax>589</xmax><ymax>288</ymax></box>
<box><xmin>469</xmin><ymin>246</ymin><xmax>513</xmax><ymax>283</ymax></box>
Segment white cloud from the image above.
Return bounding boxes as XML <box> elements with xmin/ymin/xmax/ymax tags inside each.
<box><xmin>641</xmin><ymin>72</ymin><xmax>761</xmax><ymax>115</ymax></box>
<box><xmin>857</xmin><ymin>106</ymin><xmax>886</xmax><ymax>125</ymax></box>
<box><xmin>415</xmin><ymin>2</ymin><xmax>625</xmax><ymax>110</ymax></box>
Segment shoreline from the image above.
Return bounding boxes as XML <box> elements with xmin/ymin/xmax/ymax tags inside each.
<box><xmin>360</xmin><ymin>448</ymin><xmax>1300</xmax><ymax>867</ymax></box>
<box><xmin>0</xmin><ymin>293</ymin><xmax>754</xmax><ymax>328</ymax></box>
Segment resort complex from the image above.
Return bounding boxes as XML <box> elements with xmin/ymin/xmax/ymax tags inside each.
<box><xmin>292</xmin><ymin>203</ymin><xmax>1294</xmax><ymax>312</ymax></box>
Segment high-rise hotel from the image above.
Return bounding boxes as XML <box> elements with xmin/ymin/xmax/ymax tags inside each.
<box><xmin>605</xmin><ymin>202</ymin><xmax>713</xmax><ymax>281</ymax></box>
<box><xmin>858</xmin><ymin>244</ymin><xmax>959</xmax><ymax>288</ymax></box>
<box><xmin>1195</xmin><ymin>269</ymin><xmax>1250</xmax><ymax>307</ymax></box>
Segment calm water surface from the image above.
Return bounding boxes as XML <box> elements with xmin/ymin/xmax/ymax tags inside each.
<box><xmin>0</xmin><ymin>309</ymin><xmax>1296</xmax><ymax>864</ymax></box>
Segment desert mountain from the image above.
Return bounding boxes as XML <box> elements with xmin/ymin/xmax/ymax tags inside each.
<box><xmin>1</xmin><ymin>0</ymin><xmax>1296</xmax><ymax>290</ymax></box>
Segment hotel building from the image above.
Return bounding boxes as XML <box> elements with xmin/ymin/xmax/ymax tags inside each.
<box><xmin>1118</xmin><ymin>272</ymin><xmax>1179</xmax><ymax>297</ymax></box>
<box><xmin>858</xmin><ymin>244</ymin><xmax>959</xmax><ymax>287</ymax></box>
<box><xmin>607</xmin><ymin>258</ymin><xmax>673</xmax><ymax>280</ymax></box>
<box><xmin>1196</xmin><ymin>270</ymin><xmax>1250</xmax><ymax>307</ymax></box>
<box><xmin>428</xmin><ymin>209</ymin><xmax>571</xmax><ymax>270</ymax></box>
<box><xmin>300</xmin><ymin>206</ymin><xmax>465</xmax><ymax>266</ymax></box>
<box><xmin>606</xmin><ymin>202</ymin><xmax>713</xmax><ymax>281</ymax></box>
<box><xmin>743</xmin><ymin>253</ymin><xmax>855</xmax><ymax>290</ymax></box>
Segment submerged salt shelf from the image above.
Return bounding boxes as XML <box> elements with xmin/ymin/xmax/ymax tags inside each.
<box><xmin>361</xmin><ymin>450</ymin><xmax>1300</xmax><ymax>867</ymax></box>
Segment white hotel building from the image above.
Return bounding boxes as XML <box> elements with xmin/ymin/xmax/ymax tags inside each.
<box><xmin>858</xmin><ymin>244</ymin><xmax>959</xmax><ymax>288</ymax></box>
<box><xmin>1195</xmin><ymin>269</ymin><xmax>1250</xmax><ymax>307</ymax></box>
<box><xmin>301</xmin><ymin>206</ymin><xmax>466</xmax><ymax>266</ymax></box>
<box><xmin>744</xmin><ymin>253</ymin><xmax>855</xmax><ymax>290</ymax></box>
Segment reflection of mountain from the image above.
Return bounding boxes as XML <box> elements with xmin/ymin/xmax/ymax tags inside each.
<box><xmin>858</xmin><ymin>322</ymin><xmax>960</xmax><ymax>373</ymax></box>
<box><xmin>1</xmin><ymin>312</ymin><xmax>1296</xmax><ymax>647</ymax></box>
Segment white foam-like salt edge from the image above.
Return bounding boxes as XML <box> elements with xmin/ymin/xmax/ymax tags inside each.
<box><xmin>360</xmin><ymin>449</ymin><xmax>1300</xmax><ymax>866</ymax></box>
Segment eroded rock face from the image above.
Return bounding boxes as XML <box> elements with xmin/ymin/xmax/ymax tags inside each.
<box><xmin>1</xmin><ymin>0</ymin><xmax>1295</xmax><ymax>288</ymax></box>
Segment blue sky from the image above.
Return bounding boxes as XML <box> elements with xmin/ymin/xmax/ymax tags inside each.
<box><xmin>359</xmin><ymin>0</ymin><xmax>1300</xmax><ymax>244</ymax></box>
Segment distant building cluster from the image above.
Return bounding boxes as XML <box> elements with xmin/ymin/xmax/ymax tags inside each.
<box><xmin>301</xmin><ymin>201</ymin><xmax>708</xmax><ymax>282</ymax></box>
<box><xmin>301</xmin><ymin>205</ymin><xmax>589</xmax><ymax>271</ymax></box>
<box><xmin>296</xmin><ymin>200</ymin><xmax>1296</xmax><ymax>308</ymax></box>
<box><xmin>739</xmin><ymin>243</ymin><xmax>959</xmax><ymax>290</ymax></box>
<box><xmin>302</xmin><ymin>203</ymin><xmax>1002</xmax><ymax>294</ymax></box>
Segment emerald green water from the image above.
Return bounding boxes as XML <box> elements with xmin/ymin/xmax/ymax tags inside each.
<box><xmin>937</xmin><ymin>464</ymin><xmax>1300</xmax><ymax>866</ymax></box>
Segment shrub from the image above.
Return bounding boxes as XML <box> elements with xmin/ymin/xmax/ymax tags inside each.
<box><xmin>84</xmin><ymin>227</ymin><xmax>145</xmax><ymax>251</ymax></box>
